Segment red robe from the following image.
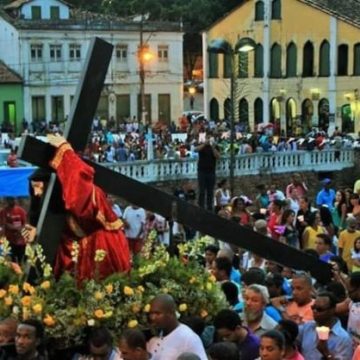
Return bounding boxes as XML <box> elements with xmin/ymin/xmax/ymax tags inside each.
<box><xmin>49</xmin><ymin>143</ymin><xmax>131</xmax><ymax>282</ymax></box>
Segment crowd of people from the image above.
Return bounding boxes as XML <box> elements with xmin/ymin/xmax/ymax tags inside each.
<box><xmin>2</xmin><ymin>169</ymin><xmax>360</xmax><ymax>359</ymax></box>
<box><xmin>1</xmin><ymin>115</ymin><xmax>360</xmax><ymax>167</ymax></box>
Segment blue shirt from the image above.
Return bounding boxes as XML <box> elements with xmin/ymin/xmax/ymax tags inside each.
<box><xmin>238</xmin><ymin>328</ymin><xmax>260</xmax><ymax>360</ymax></box>
<box><xmin>298</xmin><ymin>320</ymin><xmax>353</xmax><ymax>360</ymax></box>
<box><xmin>316</xmin><ymin>188</ymin><xmax>336</xmax><ymax>210</ymax></box>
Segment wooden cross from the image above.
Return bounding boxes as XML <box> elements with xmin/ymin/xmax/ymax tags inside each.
<box><xmin>18</xmin><ymin>38</ymin><xmax>332</xmax><ymax>284</ymax></box>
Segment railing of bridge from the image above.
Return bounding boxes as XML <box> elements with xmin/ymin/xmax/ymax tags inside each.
<box><xmin>104</xmin><ymin>149</ymin><xmax>355</xmax><ymax>183</ymax></box>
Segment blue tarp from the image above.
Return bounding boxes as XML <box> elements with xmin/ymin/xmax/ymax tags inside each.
<box><xmin>0</xmin><ymin>167</ymin><xmax>37</xmax><ymax>197</ymax></box>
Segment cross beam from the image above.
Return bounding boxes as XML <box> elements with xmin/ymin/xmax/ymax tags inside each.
<box><xmin>18</xmin><ymin>136</ymin><xmax>332</xmax><ymax>284</ymax></box>
<box><xmin>18</xmin><ymin>37</ymin><xmax>113</xmax><ymax>264</ymax></box>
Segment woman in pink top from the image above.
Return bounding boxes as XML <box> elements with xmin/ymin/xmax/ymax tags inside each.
<box><xmin>277</xmin><ymin>320</ymin><xmax>304</xmax><ymax>360</ymax></box>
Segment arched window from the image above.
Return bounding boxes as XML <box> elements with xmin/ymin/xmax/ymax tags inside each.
<box><xmin>270</xmin><ymin>43</ymin><xmax>282</xmax><ymax>78</ymax></box>
<box><xmin>303</xmin><ymin>41</ymin><xmax>314</xmax><ymax>77</ymax></box>
<box><xmin>286</xmin><ymin>42</ymin><xmax>297</xmax><ymax>77</ymax></box>
<box><xmin>255</xmin><ymin>1</ymin><xmax>264</xmax><ymax>21</ymax></box>
<box><xmin>254</xmin><ymin>44</ymin><xmax>264</xmax><ymax>78</ymax></box>
<box><xmin>354</xmin><ymin>43</ymin><xmax>360</xmax><ymax>75</ymax></box>
<box><xmin>254</xmin><ymin>98</ymin><xmax>263</xmax><ymax>124</ymax></box>
<box><xmin>342</xmin><ymin>104</ymin><xmax>354</xmax><ymax>133</ymax></box>
<box><xmin>272</xmin><ymin>0</ymin><xmax>281</xmax><ymax>20</ymax></box>
<box><xmin>208</xmin><ymin>52</ymin><xmax>218</xmax><ymax>78</ymax></box>
<box><xmin>319</xmin><ymin>40</ymin><xmax>330</xmax><ymax>77</ymax></box>
<box><xmin>338</xmin><ymin>44</ymin><xmax>349</xmax><ymax>76</ymax></box>
<box><xmin>210</xmin><ymin>98</ymin><xmax>219</xmax><ymax>121</ymax></box>
<box><xmin>238</xmin><ymin>52</ymin><xmax>249</xmax><ymax>78</ymax></box>
<box><xmin>301</xmin><ymin>98</ymin><xmax>313</xmax><ymax>133</ymax></box>
<box><xmin>223</xmin><ymin>53</ymin><xmax>232</xmax><ymax>79</ymax></box>
<box><xmin>286</xmin><ymin>98</ymin><xmax>297</xmax><ymax>136</ymax></box>
<box><xmin>224</xmin><ymin>98</ymin><xmax>231</xmax><ymax>120</ymax></box>
<box><xmin>239</xmin><ymin>98</ymin><xmax>249</xmax><ymax>126</ymax></box>
<box><xmin>318</xmin><ymin>98</ymin><xmax>329</xmax><ymax>132</ymax></box>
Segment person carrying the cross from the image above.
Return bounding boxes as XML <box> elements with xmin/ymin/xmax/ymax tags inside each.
<box><xmin>23</xmin><ymin>134</ymin><xmax>131</xmax><ymax>282</ymax></box>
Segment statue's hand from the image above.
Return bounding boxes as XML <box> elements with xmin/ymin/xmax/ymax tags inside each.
<box><xmin>47</xmin><ymin>134</ymin><xmax>67</xmax><ymax>148</ymax></box>
<box><xmin>21</xmin><ymin>225</ymin><xmax>37</xmax><ymax>243</ymax></box>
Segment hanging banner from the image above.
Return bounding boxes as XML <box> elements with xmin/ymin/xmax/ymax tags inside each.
<box><xmin>0</xmin><ymin>167</ymin><xmax>37</xmax><ymax>197</ymax></box>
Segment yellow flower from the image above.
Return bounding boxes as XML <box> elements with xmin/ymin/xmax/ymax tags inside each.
<box><xmin>32</xmin><ymin>304</ymin><xmax>42</xmax><ymax>314</ymax></box>
<box><xmin>105</xmin><ymin>284</ymin><xmax>113</xmax><ymax>294</ymax></box>
<box><xmin>189</xmin><ymin>277</ymin><xmax>196</xmax><ymax>284</ymax></box>
<box><xmin>21</xmin><ymin>296</ymin><xmax>32</xmax><ymax>307</ymax></box>
<box><xmin>179</xmin><ymin>303</ymin><xmax>188</xmax><ymax>312</ymax></box>
<box><xmin>43</xmin><ymin>314</ymin><xmax>56</xmax><ymax>327</ymax></box>
<box><xmin>123</xmin><ymin>286</ymin><xmax>134</xmax><ymax>296</ymax></box>
<box><xmin>0</xmin><ymin>289</ymin><xmax>7</xmax><ymax>298</ymax></box>
<box><xmin>128</xmin><ymin>319</ymin><xmax>138</xmax><ymax>328</ymax></box>
<box><xmin>8</xmin><ymin>285</ymin><xmax>19</xmax><ymax>295</ymax></box>
<box><xmin>143</xmin><ymin>304</ymin><xmax>151</xmax><ymax>313</ymax></box>
<box><xmin>104</xmin><ymin>310</ymin><xmax>113</xmax><ymax>318</ymax></box>
<box><xmin>94</xmin><ymin>309</ymin><xmax>105</xmax><ymax>319</ymax></box>
<box><xmin>23</xmin><ymin>282</ymin><xmax>35</xmax><ymax>295</ymax></box>
<box><xmin>94</xmin><ymin>291</ymin><xmax>104</xmax><ymax>301</ymax></box>
<box><xmin>163</xmin><ymin>288</ymin><xmax>169</xmax><ymax>294</ymax></box>
<box><xmin>4</xmin><ymin>296</ymin><xmax>13</xmax><ymax>306</ymax></box>
<box><xmin>132</xmin><ymin>303</ymin><xmax>141</xmax><ymax>314</ymax></box>
<box><xmin>137</xmin><ymin>285</ymin><xmax>145</xmax><ymax>293</ymax></box>
<box><xmin>206</xmin><ymin>282</ymin><xmax>213</xmax><ymax>291</ymax></box>
<box><xmin>208</xmin><ymin>274</ymin><xmax>216</xmax><ymax>283</ymax></box>
<box><xmin>40</xmin><ymin>281</ymin><xmax>51</xmax><ymax>290</ymax></box>
<box><xmin>200</xmin><ymin>309</ymin><xmax>208</xmax><ymax>318</ymax></box>
<box><xmin>94</xmin><ymin>249</ymin><xmax>107</xmax><ymax>262</ymax></box>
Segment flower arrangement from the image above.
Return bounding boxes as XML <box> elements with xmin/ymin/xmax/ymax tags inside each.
<box><xmin>0</xmin><ymin>236</ymin><xmax>226</xmax><ymax>347</ymax></box>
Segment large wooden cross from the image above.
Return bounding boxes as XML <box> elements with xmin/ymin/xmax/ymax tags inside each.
<box><xmin>18</xmin><ymin>38</ymin><xmax>332</xmax><ymax>284</ymax></box>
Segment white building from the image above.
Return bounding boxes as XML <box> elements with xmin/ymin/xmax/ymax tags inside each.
<box><xmin>0</xmin><ymin>0</ymin><xmax>184</xmax><ymax>126</ymax></box>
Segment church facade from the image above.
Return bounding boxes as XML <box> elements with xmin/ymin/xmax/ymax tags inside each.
<box><xmin>203</xmin><ymin>0</ymin><xmax>360</xmax><ymax>135</ymax></box>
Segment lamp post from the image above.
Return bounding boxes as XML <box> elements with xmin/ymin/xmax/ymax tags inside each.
<box><xmin>207</xmin><ymin>37</ymin><xmax>255</xmax><ymax>196</ymax></box>
<box><xmin>138</xmin><ymin>20</ymin><xmax>154</xmax><ymax>160</ymax></box>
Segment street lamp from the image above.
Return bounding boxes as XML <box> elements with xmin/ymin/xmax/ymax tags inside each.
<box><xmin>207</xmin><ymin>37</ymin><xmax>256</xmax><ymax>196</ymax></box>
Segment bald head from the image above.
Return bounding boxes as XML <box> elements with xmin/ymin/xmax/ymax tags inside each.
<box><xmin>151</xmin><ymin>294</ymin><xmax>176</xmax><ymax>314</ymax></box>
<box><xmin>149</xmin><ymin>294</ymin><xmax>178</xmax><ymax>332</ymax></box>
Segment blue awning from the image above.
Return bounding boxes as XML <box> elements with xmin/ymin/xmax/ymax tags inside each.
<box><xmin>0</xmin><ymin>167</ymin><xmax>37</xmax><ymax>197</ymax></box>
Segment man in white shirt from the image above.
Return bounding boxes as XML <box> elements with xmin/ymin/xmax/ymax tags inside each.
<box><xmin>123</xmin><ymin>205</ymin><xmax>146</xmax><ymax>254</ymax></box>
<box><xmin>147</xmin><ymin>294</ymin><xmax>207</xmax><ymax>360</ymax></box>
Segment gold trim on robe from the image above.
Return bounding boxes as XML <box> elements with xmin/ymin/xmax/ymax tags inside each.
<box><xmin>50</xmin><ymin>143</ymin><xmax>73</xmax><ymax>169</ymax></box>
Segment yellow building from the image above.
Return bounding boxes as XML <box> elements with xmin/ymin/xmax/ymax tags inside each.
<box><xmin>203</xmin><ymin>0</ymin><xmax>360</xmax><ymax>135</ymax></box>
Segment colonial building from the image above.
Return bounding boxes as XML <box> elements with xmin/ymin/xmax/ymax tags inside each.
<box><xmin>203</xmin><ymin>0</ymin><xmax>360</xmax><ymax>135</ymax></box>
<box><xmin>0</xmin><ymin>61</ymin><xmax>23</xmax><ymax>132</ymax></box>
<box><xmin>0</xmin><ymin>0</ymin><xmax>183</xmax><ymax>129</ymax></box>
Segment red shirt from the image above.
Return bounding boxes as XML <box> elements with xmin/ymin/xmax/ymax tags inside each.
<box><xmin>0</xmin><ymin>205</ymin><xmax>27</xmax><ymax>245</ymax></box>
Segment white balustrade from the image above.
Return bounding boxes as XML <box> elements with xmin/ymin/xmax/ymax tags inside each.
<box><xmin>104</xmin><ymin>149</ymin><xmax>355</xmax><ymax>183</ymax></box>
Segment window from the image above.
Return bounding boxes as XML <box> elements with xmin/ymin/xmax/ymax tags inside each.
<box><xmin>272</xmin><ymin>0</ymin><xmax>281</xmax><ymax>20</ymax></box>
<box><xmin>338</xmin><ymin>44</ymin><xmax>348</xmax><ymax>76</ymax></box>
<box><xmin>69</xmin><ymin>44</ymin><xmax>81</xmax><ymax>61</ymax></box>
<box><xmin>239</xmin><ymin>98</ymin><xmax>249</xmax><ymax>126</ymax></box>
<box><xmin>158</xmin><ymin>45</ymin><xmax>169</xmax><ymax>62</ymax></box>
<box><xmin>30</xmin><ymin>44</ymin><xmax>43</xmax><ymax>61</ymax></box>
<box><xmin>210</xmin><ymin>98</ymin><xmax>219</xmax><ymax>121</ymax></box>
<box><xmin>238</xmin><ymin>52</ymin><xmax>249</xmax><ymax>78</ymax></box>
<box><xmin>116</xmin><ymin>45</ymin><xmax>128</xmax><ymax>62</ymax></box>
<box><xmin>303</xmin><ymin>41</ymin><xmax>314</xmax><ymax>77</ymax></box>
<box><xmin>32</xmin><ymin>96</ymin><xmax>45</xmax><ymax>122</ymax></box>
<box><xmin>254</xmin><ymin>98</ymin><xmax>264</xmax><ymax>124</ymax></box>
<box><xmin>319</xmin><ymin>40</ymin><xmax>330</xmax><ymax>77</ymax></box>
<box><xmin>31</xmin><ymin>6</ymin><xmax>41</xmax><ymax>19</ymax></box>
<box><xmin>50</xmin><ymin>45</ymin><xmax>62</xmax><ymax>62</ymax></box>
<box><xmin>354</xmin><ymin>43</ymin><xmax>360</xmax><ymax>75</ymax></box>
<box><xmin>224</xmin><ymin>98</ymin><xmax>231</xmax><ymax>120</ymax></box>
<box><xmin>270</xmin><ymin>43</ymin><xmax>282</xmax><ymax>78</ymax></box>
<box><xmin>286</xmin><ymin>42</ymin><xmax>297</xmax><ymax>77</ymax></box>
<box><xmin>255</xmin><ymin>1</ymin><xmax>264</xmax><ymax>21</ymax></box>
<box><xmin>223</xmin><ymin>53</ymin><xmax>232</xmax><ymax>79</ymax></box>
<box><xmin>254</xmin><ymin>44</ymin><xmax>264</xmax><ymax>77</ymax></box>
<box><xmin>209</xmin><ymin>52</ymin><xmax>218</xmax><ymax>78</ymax></box>
<box><xmin>51</xmin><ymin>96</ymin><xmax>64</xmax><ymax>122</ymax></box>
<box><xmin>50</xmin><ymin>6</ymin><xmax>60</xmax><ymax>19</ymax></box>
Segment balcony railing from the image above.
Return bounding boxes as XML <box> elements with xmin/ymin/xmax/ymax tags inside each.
<box><xmin>104</xmin><ymin>149</ymin><xmax>355</xmax><ymax>183</ymax></box>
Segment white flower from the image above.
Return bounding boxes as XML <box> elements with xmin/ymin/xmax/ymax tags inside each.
<box><xmin>87</xmin><ymin>319</ymin><xmax>95</xmax><ymax>326</ymax></box>
<box><xmin>12</xmin><ymin>306</ymin><xmax>19</xmax><ymax>314</ymax></box>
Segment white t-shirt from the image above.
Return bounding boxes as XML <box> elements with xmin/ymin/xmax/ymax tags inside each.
<box><xmin>123</xmin><ymin>206</ymin><xmax>146</xmax><ymax>239</ymax></box>
<box><xmin>348</xmin><ymin>301</ymin><xmax>360</xmax><ymax>348</ymax></box>
<box><xmin>147</xmin><ymin>324</ymin><xmax>207</xmax><ymax>360</ymax></box>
